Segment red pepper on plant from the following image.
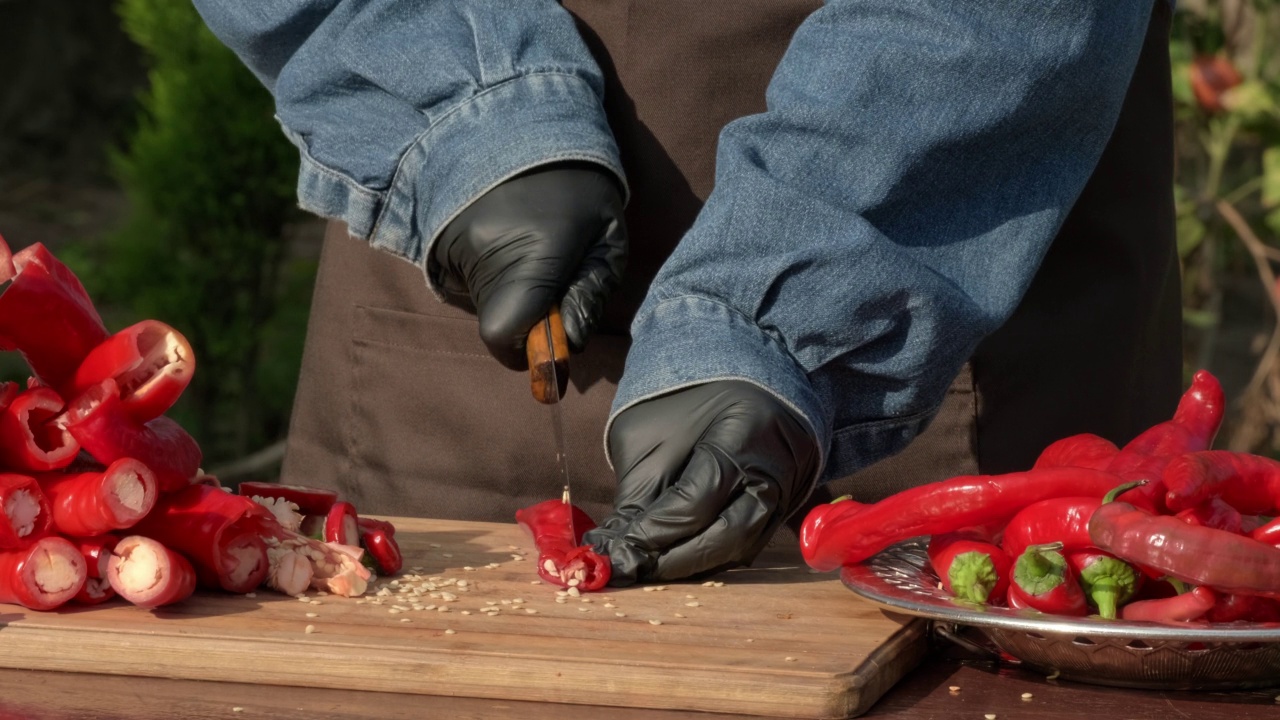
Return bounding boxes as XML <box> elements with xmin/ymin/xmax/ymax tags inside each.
<box><xmin>1006</xmin><ymin>542</ymin><xmax>1088</xmax><ymax>616</ymax></box>
<box><xmin>69</xmin><ymin>320</ymin><xmax>196</xmax><ymax>423</ymax></box>
<box><xmin>1032</xmin><ymin>433</ymin><xmax>1119</xmax><ymax>472</ymax></box>
<box><xmin>0</xmin><ymin>535</ymin><xmax>88</xmax><ymax>610</ymax></box>
<box><xmin>1065</xmin><ymin>550</ymin><xmax>1139</xmax><ymax>620</ymax></box>
<box><xmin>800</xmin><ymin>467</ymin><xmax>1127</xmax><ymax>572</ymax></box>
<box><xmin>107</xmin><ymin>535</ymin><xmax>197</xmax><ymax>609</ymax></box>
<box><xmin>0</xmin><ymin>387</ymin><xmax>79</xmax><ymax>472</ymax></box>
<box><xmin>1120</xmin><ymin>586</ymin><xmax>1216</xmax><ymax>623</ymax></box>
<box><xmin>33</xmin><ymin>458</ymin><xmax>158</xmax><ymax>537</ymax></box>
<box><xmin>516</xmin><ymin>491</ymin><xmax>610</xmax><ymax>591</ymax></box>
<box><xmin>927</xmin><ymin>529</ymin><xmax>1011</xmax><ymax>604</ymax></box>
<box><xmin>0</xmin><ymin>473</ymin><xmax>52</xmax><ymax>550</ymax></box>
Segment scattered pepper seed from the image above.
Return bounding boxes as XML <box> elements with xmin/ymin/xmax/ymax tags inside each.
<box><xmin>604</xmin><ymin>603</ymin><xmax>616</xmax><ymax>608</ymax></box>
<box><xmin>984</xmin><ymin>715</ymin><xmax>997</xmax><ymax>720</ymax></box>
<box><xmin>713</xmin><ymin>582</ymin><xmax>724</xmax><ymax>587</ymax></box>
<box><xmin>525</xmin><ymin>608</ymin><xmax>538</xmax><ymax>614</ymax></box>
<box><xmin>297</xmin><ymin>596</ymin><xmax>310</xmax><ymax>603</ymax></box>
<box><xmin>784</xmin><ymin>657</ymin><xmax>796</xmax><ymax>662</ymax></box>
<box><xmin>567</xmin><ymin>587</ymin><xmax>581</xmax><ymax>597</ymax></box>
<box><xmin>1046</xmin><ymin>670</ymin><xmax>1060</xmax><ymax>681</ymax></box>
<box><xmin>746</xmin><ymin>639</ymin><xmax>753</xmax><ymax>643</ymax></box>
<box><xmin>685</xmin><ymin>595</ymin><xmax>696</xmax><ymax>599</ymax></box>
<box><xmin>701</xmin><ymin>581</ymin><xmax>714</xmax><ymax>587</ymax></box>
<box><xmin>531</xmin><ymin>580</ymin><xmax>542</xmax><ymax>585</ymax></box>
<box><xmin>674</xmin><ymin>613</ymin><xmax>685</xmax><ymax>619</ymax></box>
<box><xmin>649</xmin><ymin>619</ymin><xmax>662</xmax><ymax>625</ymax></box>
<box><xmin>304</xmin><ymin>625</ymin><xmax>316</xmax><ymax>634</ymax></box>
<box><xmin>1021</xmin><ymin>693</ymin><xmax>1033</xmax><ymax>701</ymax></box>
<box><xmin>444</xmin><ymin>629</ymin><xmax>456</xmax><ymax>635</ymax></box>
<box><xmin>232</xmin><ymin>707</ymin><xmax>244</xmax><ymax>713</ymax></box>
<box><xmin>579</xmin><ymin>608</ymin><xmax>590</xmax><ymax>613</ymax></box>
<box><xmin>555</xmin><ymin>597</ymin><xmax>567</xmax><ymax>604</ymax></box>
<box><xmin>460</xmin><ymin>611</ymin><xmax>471</xmax><ymax>616</ymax></box>
<box><xmin>305</xmin><ymin>612</ymin><xmax>318</xmax><ymax>618</ymax></box>
<box><xmin>685</xmin><ymin>602</ymin><xmax>701</xmax><ymax>607</ymax></box>
<box><xmin>463</xmin><ymin>566</ymin><xmax>475</xmax><ymax>571</ymax></box>
<box><xmin>441</xmin><ymin>553</ymin><xmax>453</xmax><ymax>558</ymax></box>
<box><xmin>949</xmin><ymin>686</ymin><xmax>961</xmax><ymax>693</ymax></box>
<box><xmin>430</xmin><ymin>543</ymin><xmax>441</xmax><ymax>548</ymax></box>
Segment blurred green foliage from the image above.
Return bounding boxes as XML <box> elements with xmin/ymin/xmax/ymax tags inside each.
<box><xmin>63</xmin><ymin>0</ymin><xmax>314</xmax><ymax>467</ymax></box>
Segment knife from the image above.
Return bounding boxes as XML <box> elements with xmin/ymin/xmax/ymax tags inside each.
<box><xmin>526</xmin><ymin>305</ymin><xmax>576</xmax><ymax>541</ymax></box>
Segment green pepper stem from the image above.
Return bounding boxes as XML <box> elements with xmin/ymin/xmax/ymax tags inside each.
<box><xmin>1088</xmin><ymin>578</ymin><xmax>1121</xmax><ymax>620</ymax></box>
<box><xmin>829</xmin><ymin>495</ymin><xmax>853</xmax><ymax>504</ymax></box>
<box><xmin>1077</xmin><ymin>555</ymin><xmax>1138</xmax><ymax>618</ymax></box>
<box><xmin>947</xmin><ymin>551</ymin><xmax>999</xmax><ymax>604</ymax></box>
<box><xmin>1014</xmin><ymin>543</ymin><xmax>1067</xmax><ymax>597</ymax></box>
<box><xmin>1103</xmin><ymin>480</ymin><xmax>1149</xmax><ymax>504</ymax></box>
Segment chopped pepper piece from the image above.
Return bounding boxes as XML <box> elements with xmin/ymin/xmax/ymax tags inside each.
<box><xmin>0</xmin><ymin>535</ymin><xmax>87</xmax><ymax>610</ymax></box>
<box><xmin>69</xmin><ymin>320</ymin><xmax>195</xmax><ymax>423</ymax></box>
<box><xmin>34</xmin><ymin>458</ymin><xmax>158</xmax><ymax>537</ymax></box>
<box><xmin>0</xmin><ymin>473</ymin><xmax>53</xmax><ymax>550</ymax></box>
<box><xmin>0</xmin><ymin>387</ymin><xmax>79</xmax><ymax>472</ymax></box>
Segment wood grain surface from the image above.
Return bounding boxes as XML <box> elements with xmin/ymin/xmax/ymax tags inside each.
<box><xmin>0</xmin><ymin>518</ymin><xmax>927</xmax><ymax>719</ymax></box>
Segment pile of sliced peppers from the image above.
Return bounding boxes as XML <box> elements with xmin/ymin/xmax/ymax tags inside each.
<box><xmin>0</xmin><ymin>233</ymin><xmax>393</xmax><ymax>612</ymax></box>
<box><xmin>802</xmin><ymin>369</ymin><xmax>1280</xmax><ymax>624</ymax></box>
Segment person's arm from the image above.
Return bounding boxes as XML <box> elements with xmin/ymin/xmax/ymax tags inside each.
<box><xmin>191</xmin><ymin>1</ymin><xmax>628</xmax><ymax>360</ymax></box>
<box><xmin>588</xmin><ymin>0</ymin><xmax>1158</xmax><ymax>582</ymax></box>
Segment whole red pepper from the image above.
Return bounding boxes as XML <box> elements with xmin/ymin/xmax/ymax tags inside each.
<box><xmin>359</xmin><ymin>525</ymin><xmax>403</xmax><ymax>576</ymax></box>
<box><xmin>516</xmin><ymin>494</ymin><xmax>610</xmax><ymax>591</ymax></box>
<box><xmin>34</xmin><ymin>458</ymin><xmax>158</xmax><ymax>537</ymax></box>
<box><xmin>60</xmin><ymin>379</ymin><xmax>202</xmax><ymax>493</ymax></box>
<box><xmin>1065</xmin><ymin>550</ymin><xmax>1140</xmax><ymax>620</ymax></box>
<box><xmin>1032</xmin><ymin>433</ymin><xmax>1119</xmax><ymax>472</ymax></box>
<box><xmin>132</xmin><ymin>483</ymin><xmax>274</xmax><ymax>593</ymax></box>
<box><xmin>800</xmin><ymin>467</ymin><xmax>1126</xmax><ymax>572</ymax></box>
<box><xmin>1164</xmin><ymin>450</ymin><xmax>1280</xmax><ymax>516</ymax></box>
<box><xmin>0</xmin><ymin>240</ymin><xmax>110</xmax><ymax>392</ymax></box>
<box><xmin>0</xmin><ymin>535</ymin><xmax>88</xmax><ymax>610</ymax></box>
<box><xmin>69</xmin><ymin>320</ymin><xmax>196</xmax><ymax>423</ymax></box>
<box><xmin>1090</xmin><ymin>501</ymin><xmax>1280</xmax><ymax>597</ymax></box>
<box><xmin>1174</xmin><ymin>496</ymin><xmax>1244</xmax><ymax>535</ymax></box>
<box><xmin>107</xmin><ymin>535</ymin><xmax>197</xmax><ymax>609</ymax></box>
<box><xmin>72</xmin><ymin>534</ymin><xmax>120</xmax><ymax>605</ymax></box>
<box><xmin>1251</xmin><ymin>517</ymin><xmax>1280</xmax><ymax>546</ymax></box>
<box><xmin>0</xmin><ymin>473</ymin><xmax>53</xmax><ymax>550</ymax></box>
<box><xmin>0</xmin><ymin>387</ymin><xmax>79</xmax><ymax>472</ymax></box>
<box><xmin>1006</xmin><ymin>542</ymin><xmax>1088</xmax><ymax>616</ymax></box>
<box><xmin>1120</xmin><ymin>586</ymin><xmax>1216</xmax><ymax>623</ymax></box>
<box><xmin>1000</xmin><ymin>480</ymin><xmax>1143</xmax><ymax>560</ymax></box>
<box><xmin>324</xmin><ymin>501</ymin><xmax>359</xmax><ymax>545</ymax></box>
<box><xmin>236</xmin><ymin>481</ymin><xmax>338</xmax><ymax>516</ymax></box>
<box><xmin>927</xmin><ymin>529</ymin><xmax>1010</xmax><ymax>604</ymax></box>
<box><xmin>1205</xmin><ymin>593</ymin><xmax>1280</xmax><ymax>623</ymax></box>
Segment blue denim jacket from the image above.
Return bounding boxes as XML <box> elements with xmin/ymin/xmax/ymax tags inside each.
<box><xmin>193</xmin><ymin>0</ymin><xmax>1156</xmax><ymax>484</ymax></box>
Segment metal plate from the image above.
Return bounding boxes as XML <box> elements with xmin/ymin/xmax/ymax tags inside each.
<box><xmin>841</xmin><ymin>537</ymin><xmax>1280</xmax><ymax>689</ymax></box>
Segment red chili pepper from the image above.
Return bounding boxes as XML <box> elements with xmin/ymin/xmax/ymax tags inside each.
<box><xmin>1164</xmin><ymin>450</ymin><xmax>1280</xmax><ymax>516</ymax></box>
<box><xmin>132</xmin><ymin>483</ymin><xmax>274</xmax><ymax>593</ymax></box>
<box><xmin>1251</xmin><ymin>517</ymin><xmax>1280</xmax><ymax>546</ymax></box>
<box><xmin>107</xmin><ymin>535</ymin><xmax>197</xmax><ymax>609</ymax></box>
<box><xmin>1006</xmin><ymin>542</ymin><xmax>1088</xmax><ymax>616</ymax></box>
<box><xmin>800</xmin><ymin>467</ymin><xmax>1126</xmax><ymax>572</ymax></box>
<box><xmin>1120</xmin><ymin>586</ymin><xmax>1216</xmax><ymax>623</ymax></box>
<box><xmin>1174</xmin><ymin>496</ymin><xmax>1244</xmax><ymax>535</ymax></box>
<box><xmin>60</xmin><ymin>379</ymin><xmax>202</xmax><ymax>493</ymax></box>
<box><xmin>356</xmin><ymin>517</ymin><xmax>397</xmax><ymax>538</ymax></box>
<box><xmin>324</xmin><ymin>501</ymin><xmax>359</xmax><ymax>545</ymax></box>
<box><xmin>1065</xmin><ymin>550</ymin><xmax>1140</xmax><ymax>620</ymax></box>
<box><xmin>0</xmin><ymin>240</ymin><xmax>110</xmax><ymax>392</ymax></box>
<box><xmin>1032</xmin><ymin>433</ymin><xmax>1119</xmax><ymax>472</ymax></box>
<box><xmin>1205</xmin><ymin>593</ymin><xmax>1280</xmax><ymax>623</ymax></box>
<box><xmin>69</xmin><ymin>320</ymin><xmax>196</xmax><ymax>423</ymax></box>
<box><xmin>1090</xmin><ymin>501</ymin><xmax>1280</xmax><ymax>597</ymax></box>
<box><xmin>236</xmin><ymin>481</ymin><xmax>338</xmax><ymax>516</ymax></box>
<box><xmin>0</xmin><ymin>535</ymin><xmax>88</xmax><ymax>610</ymax></box>
<box><xmin>0</xmin><ymin>387</ymin><xmax>79</xmax><ymax>472</ymax></box>
<box><xmin>0</xmin><ymin>473</ymin><xmax>53</xmax><ymax>550</ymax></box>
<box><xmin>516</xmin><ymin>494</ymin><xmax>610</xmax><ymax>591</ymax></box>
<box><xmin>1000</xmin><ymin>480</ymin><xmax>1144</xmax><ymax>560</ymax></box>
<box><xmin>33</xmin><ymin>458</ymin><xmax>158</xmax><ymax>537</ymax></box>
<box><xmin>927</xmin><ymin>529</ymin><xmax>1011</xmax><ymax>604</ymax></box>
<box><xmin>359</xmin><ymin>526</ymin><xmax>403</xmax><ymax>576</ymax></box>
<box><xmin>72</xmin><ymin>534</ymin><xmax>120</xmax><ymax>605</ymax></box>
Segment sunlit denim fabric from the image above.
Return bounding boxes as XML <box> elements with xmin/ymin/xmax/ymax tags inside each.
<box><xmin>194</xmin><ymin>0</ymin><xmax>1157</xmax><ymax>484</ymax></box>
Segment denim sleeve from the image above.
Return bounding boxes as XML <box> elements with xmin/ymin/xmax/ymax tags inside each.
<box><xmin>608</xmin><ymin>1</ymin><xmax>1155</xmax><ymax>483</ymax></box>
<box><xmin>190</xmin><ymin>0</ymin><xmax>625</xmax><ymax>285</ymax></box>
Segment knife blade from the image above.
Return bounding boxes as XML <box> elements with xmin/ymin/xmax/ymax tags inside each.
<box><xmin>526</xmin><ymin>305</ymin><xmax>576</xmax><ymax>541</ymax></box>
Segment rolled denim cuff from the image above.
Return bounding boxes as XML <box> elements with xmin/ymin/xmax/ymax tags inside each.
<box><xmin>287</xmin><ymin>71</ymin><xmax>626</xmax><ymax>294</ymax></box>
<box><xmin>606</xmin><ymin>295</ymin><xmax>830</xmax><ymax>480</ymax></box>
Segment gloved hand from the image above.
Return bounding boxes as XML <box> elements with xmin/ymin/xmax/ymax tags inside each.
<box><xmin>432</xmin><ymin>162</ymin><xmax>627</xmax><ymax>369</ymax></box>
<box><xmin>583</xmin><ymin>381</ymin><xmax>821</xmax><ymax>585</ymax></box>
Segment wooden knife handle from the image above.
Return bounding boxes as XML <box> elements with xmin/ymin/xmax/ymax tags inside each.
<box><xmin>527</xmin><ymin>305</ymin><xmax>569</xmax><ymax>404</ymax></box>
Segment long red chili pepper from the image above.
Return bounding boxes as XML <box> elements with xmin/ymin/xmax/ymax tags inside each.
<box><xmin>1032</xmin><ymin>433</ymin><xmax>1119</xmax><ymax>472</ymax></box>
<box><xmin>73</xmin><ymin>534</ymin><xmax>120</xmax><ymax>605</ymax></box>
<box><xmin>1174</xmin><ymin>497</ymin><xmax>1244</xmax><ymax>535</ymax></box>
<box><xmin>1206</xmin><ymin>593</ymin><xmax>1280</xmax><ymax>623</ymax></box>
<box><xmin>800</xmin><ymin>467</ymin><xmax>1126</xmax><ymax>571</ymax></box>
<box><xmin>927</xmin><ymin>529</ymin><xmax>1010</xmax><ymax>604</ymax></box>
<box><xmin>34</xmin><ymin>458</ymin><xmax>158</xmax><ymax>537</ymax></box>
<box><xmin>516</xmin><ymin>493</ymin><xmax>610</xmax><ymax>591</ymax></box>
<box><xmin>0</xmin><ymin>473</ymin><xmax>53</xmax><ymax>550</ymax></box>
<box><xmin>0</xmin><ymin>387</ymin><xmax>80</xmax><ymax>472</ymax></box>
<box><xmin>1006</xmin><ymin>542</ymin><xmax>1088</xmax><ymax>616</ymax></box>
<box><xmin>236</xmin><ymin>481</ymin><xmax>338</xmax><ymax>516</ymax></box>
<box><xmin>107</xmin><ymin>535</ymin><xmax>197</xmax><ymax>609</ymax></box>
<box><xmin>1089</xmin><ymin>501</ymin><xmax>1280</xmax><ymax>597</ymax></box>
<box><xmin>1251</xmin><ymin>517</ymin><xmax>1280</xmax><ymax>546</ymax></box>
<box><xmin>0</xmin><ymin>240</ymin><xmax>110</xmax><ymax>393</ymax></box>
<box><xmin>1119</xmin><ymin>586</ymin><xmax>1216</xmax><ymax>623</ymax></box>
<box><xmin>1065</xmin><ymin>550</ymin><xmax>1139</xmax><ymax>620</ymax></box>
<box><xmin>132</xmin><ymin>483</ymin><xmax>273</xmax><ymax>593</ymax></box>
<box><xmin>68</xmin><ymin>320</ymin><xmax>196</xmax><ymax>423</ymax></box>
<box><xmin>0</xmin><ymin>535</ymin><xmax>88</xmax><ymax>610</ymax></box>
<box><xmin>1000</xmin><ymin>481</ymin><xmax>1144</xmax><ymax>560</ymax></box>
<box><xmin>1164</xmin><ymin>450</ymin><xmax>1280</xmax><ymax>515</ymax></box>
<box><xmin>60</xmin><ymin>378</ymin><xmax>202</xmax><ymax>493</ymax></box>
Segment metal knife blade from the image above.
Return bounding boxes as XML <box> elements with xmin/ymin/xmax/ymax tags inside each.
<box><xmin>527</xmin><ymin>306</ymin><xmax>576</xmax><ymax>541</ymax></box>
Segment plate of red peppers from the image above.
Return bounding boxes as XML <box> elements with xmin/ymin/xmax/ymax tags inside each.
<box><xmin>802</xmin><ymin>370</ymin><xmax>1280</xmax><ymax>690</ymax></box>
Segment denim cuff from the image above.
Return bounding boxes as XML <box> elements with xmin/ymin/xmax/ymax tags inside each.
<box><xmin>288</xmin><ymin>71</ymin><xmax>626</xmax><ymax>293</ymax></box>
<box><xmin>605</xmin><ymin>295</ymin><xmax>830</xmax><ymax>480</ymax></box>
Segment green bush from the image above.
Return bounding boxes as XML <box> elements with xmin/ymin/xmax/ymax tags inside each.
<box><xmin>68</xmin><ymin>0</ymin><xmax>314</xmax><ymax>468</ymax></box>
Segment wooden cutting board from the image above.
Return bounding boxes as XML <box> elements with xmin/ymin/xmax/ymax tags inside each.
<box><xmin>0</xmin><ymin>518</ymin><xmax>925</xmax><ymax>719</ymax></box>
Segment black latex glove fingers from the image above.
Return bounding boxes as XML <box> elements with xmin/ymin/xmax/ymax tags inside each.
<box><xmin>433</xmin><ymin>163</ymin><xmax>627</xmax><ymax>369</ymax></box>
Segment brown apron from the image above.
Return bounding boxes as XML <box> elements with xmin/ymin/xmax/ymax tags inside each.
<box><xmin>280</xmin><ymin>1</ymin><xmax>1181</xmax><ymax>529</ymax></box>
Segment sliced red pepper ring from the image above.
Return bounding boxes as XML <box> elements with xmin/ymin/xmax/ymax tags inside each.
<box><xmin>359</xmin><ymin>526</ymin><xmax>403</xmax><ymax>577</ymax></box>
<box><xmin>0</xmin><ymin>473</ymin><xmax>53</xmax><ymax>550</ymax></box>
<box><xmin>69</xmin><ymin>320</ymin><xmax>196</xmax><ymax>423</ymax></box>
<box><xmin>34</xmin><ymin>458</ymin><xmax>158</xmax><ymax>537</ymax></box>
<box><xmin>0</xmin><ymin>535</ymin><xmax>88</xmax><ymax>610</ymax></box>
<box><xmin>236</xmin><ymin>481</ymin><xmax>338</xmax><ymax>516</ymax></box>
<box><xmin>107</xmin><ymin>535</ymin><xmax>197</xmax><ymax>609</ymax></box>
<box><xmin>357</xmin><ymin>516</ymin><xmax>397</xmax><ymax>538</ymax></box>
<box><xmin>324</xmin><ymin>502</ymin><xmax>360</xmax><ymax>546</ymax></box>
<box><xmin>60</xmin><ymin>379</ymin><xmax>202</xmax><ymax>493</ymax></box>
<box><xmin>0</xmin><ymin>387</ymin><xmax>80</xmax><ymax>472</ymax></box>
<box><xmin>0</xmin><ymin>241</ymin><xmax>110</xmax><ymax>391</ymax></box>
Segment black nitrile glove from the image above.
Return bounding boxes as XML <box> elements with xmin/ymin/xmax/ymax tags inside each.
<box><xmin>432</xmin><ymin>162</ymin><xmax>627</xmax><ymax>369</ymax></box>
<box><xmin>583</xmin><ymin>381</ymin><xmax>821</xmax><ymax>585</ymax></box>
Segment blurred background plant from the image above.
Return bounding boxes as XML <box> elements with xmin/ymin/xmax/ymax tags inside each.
<box><xmin>0</xmin><ymin>0</ymin><xmax>1278</xmax><ymax>476</ymax></box>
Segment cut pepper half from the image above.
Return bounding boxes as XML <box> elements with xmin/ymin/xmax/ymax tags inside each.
<box><xmin>70</xmin><ymin>320</ymin><xmax>196</xmax><ymax>423</ymax></box>
<box><xmin>0</xmin><ymin>387</ymin><xmax>79</xmax><ymax>472</ymax></box>
<box><xmin>0</xmin><ymin>535</ymin><xmax>88</xmax><ymax>610</ymax></box>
